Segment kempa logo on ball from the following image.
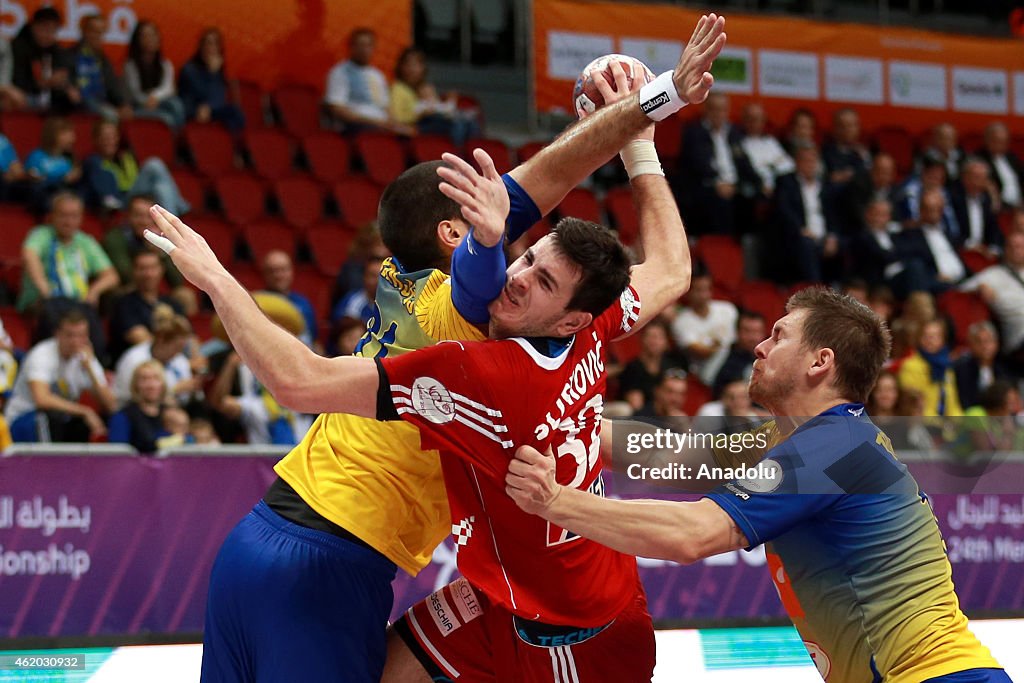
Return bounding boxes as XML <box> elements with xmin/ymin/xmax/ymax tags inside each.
<box><xmin>411</xmin><ymin>377</ymin><xmax>457</xmax><ymax>424</ymax></box>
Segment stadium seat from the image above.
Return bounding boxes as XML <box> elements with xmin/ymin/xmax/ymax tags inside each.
<box><xmin>410</xmin><ymin>134</ymin><xmax>458</xmax><ymax>164</ymax></box>
<box><xmin>231</xmin><ymin>262</ymin><xmax>263</xmax><ymax>291</ymax></box>
<box><xmin>194</xmin><ymin>218</ymin><xmax>237</xmax><ymax>261</ymax></box>
<box><xmin>307</xmin><ymin>223</ymin><xmax>355</xmax><ymax>277</ymax></box>
<box><xmin>872</xmin><ymin>126</ymin><xmax>914</xmax><ymax>176</ymax></box>
<box><xmin>0</xmin><ymin>206</ymin><xmax>37</xmax><ymax>263</ymax></box>
<box><xmin>292</xmin><ymin>266</ymin><xmax>333</xmax><ymax>322</ymax></box>
<box><xmin>938</xmin><ymin>290</ymin><xmax>990</xmax><ymax>347</ymax></box>
<box><xmin>244</xmin><ymin>128</ymin><xmax>295</xmax><ymax>180</ymax></box>
<box><xmin>696</xmin><ymin>236</ymin><xmax>744</xmax><ymax>293</ymax></box>
<box><xmin>214</xmin><ymin>174</ymin><xmax>267</xmax><ymax>226</ymax></box>
<box><xmin>123</xmin><ymin>118</ymin><xmax>177</xmax><ymax>165</ymax></box>
<box><xmin>683</xmin><ymin>376</ymin><xmax>713</xmax><ymax>416</ymax></box>
<box><xmin>79</xmin><ymin>212</ymin><xmax>105</xmax><ymax>241</ymax></box>
<box><xmin>1</xmin><ymin>111</ymin><xmax>43</xmax><ymax>157</ymax></box>
<box><xmin>1012</xmin><ymin>136</ymin><xmax>1024</xmax><ymax>163</ymax></box>
<box><xmin>332</xmin><ymin>176</ymin><xmax>383</xmax><ymax>228</ymax></box>
<box><xmin>738</xmin><ymin>280</ymin><xmax>786</xmax><ymax>323</ymax></box>
<box><xmin>959</xmin><ymin>248</ymin><xmax>998</xmax><ymax>275</ymax></box>
<box><xmin>604</xmin><ymin>186</ymin><xmax>638</xmax><ymax>245</ymax></box>
<box><xmin>653</xmin><ymin>113</ymin><xmax>685</xmax><ymax>171</ymax></box>
<box><xmin>189</xmin><ymin>310</ymin><xmax>213</xmax><ymax>342</ymax></box>
<box><xmin>243</xmin><ymin>219</ymin><xmax>296</xmax><ymax>263</ymax></box>
<box><xmin>516</xmin><ymin>141</ymin><xmax>546</xmax><ymax>164</ymax></box>
<box><xmin>960</xmin><ymin>131</ymin><xmax>984</xmax><ymax>154</ymax></box>
<box><xmin>274</xmin><ymin>177</ymin><xmax>324</xmax><ymax>232</ymax></box>
<box><xmin>557</xmin><ymin>187</ymin><xmax>602</xmax><ymax>223</ymax></box>
<box><xmin>70</xmin><ymin>114</ymin><xmax>99</xmax><ymax>160</ymax></box>
<box><xmin>302</xmin><ymin>132</ymin><xmax>351</xmax><ymax>184</ymax></box>
<box><xmin>998</xmin><ymin>211</ymin><xmax>1015</xmax><ymax>238</ymax></box>
<box><xmin>183</xmin><ymin>123</ymin><xmax>237</xmax><ymax>177</ymax></box>
<box><xmin>272</xmin><ymin>84</ymin><xmax>322</xmax><ymax>139</ymax></box>
<box><xmin>462</xmin><ymin>138</ymin><xmax>509</xmax><ymax>175</ymax></box>
<box><xmin>354</xmin><ymin>132</ymin><xmax>407</xmax><ymax>185</ymax></box>
<box><xmin>0</xmin><ymin>307</ymin><xmax>31</xmax><ymax>351</ymax></box>
<box><xmin>170</xmin><ymin>169</ymin><xmax>208</xmax><ymax>214</ymax></box>
<box><xmin>237</xmin><ymin>80</ymin><xmax>268</xmax><ymax>128</ymax></box>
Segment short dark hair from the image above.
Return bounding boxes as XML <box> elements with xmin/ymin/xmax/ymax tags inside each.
<box><xmin>786</xmin><ymin>287</ymin><xmax>892</xmax><ymax>404</ymax></box>
<box><xmin>32</xmin><ymin>6</ymin><xmax>61</xmax><ymax>24</ymax></box>
<box><xmin>349</xmin><ymin>27</ymin><xmax>375</xmax><ymax>45</ymax></box>
<box><xmin>549</xmin><ymin>217</ymin><xmax>631</xmax><ymax>317</ymax></box>
<box><xmin>377</xmin><ymin>161</ymin><xmax>460</xmax><ymax>273</ymax></box>
<box><xmin>58</xmin><ymin>309</ymin><xmax>88</xmax><ymax>329</ymax></box>
<box><xmin>980</xmin><ymin>380</ymin><xmax>1014</xmax><ymax>413</ymax></box>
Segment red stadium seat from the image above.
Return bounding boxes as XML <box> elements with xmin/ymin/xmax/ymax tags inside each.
<box><xmin>998</xmin><ymin>211</ymin><xmax>1016</xmax><ymax>238</ymax></box>
<box><xmin>410</xmin><ymin>134</ymin><xmax>458</xmax><ymax>164</ymax></box>
<box><xmin>292</xmin><ymin>266</ymin><xmax>332</xmax><ymax>322</ymax></box>
<box><xmin>214</xmin><ymin>173</ymin><xmax>267</xmax><ymax>226</ymax></box>
<box><xmin>1</xmin><ymin>111</ymin><xmax>43</xmax><ymax>157</ymax></box>
<box><xmin>123</xmin><ymin>118</ymin><xmax>177</xmax><ymax>165</ymax></box>
<box><xmin>464</xmin><ymin>137</ymin><xmax>512</xmax><ymax>174</ymax></box>
<box><xmin>303</xmin><ymin>132</ymin><xmax>351</xmax><ymax>184</ymax></box>
<box><xmin>0</xmin><ymin>206</ymin><xmax>37</xmax><ymax>263</ymax></box>
<box><xmin>938</xmin><ymin>290</ymin><xmax>990</xmax><ymax>347</ymax></box>
<box><xmin>183</xmin><ymin>123</ymin><xmax>237</xmax><ymax>177</ymax></box>
<box><xmin>516</xmin><ymin>141</ymin><xmax>546</xmax><ymax>164</ymax></box>
<box><xmin>959</xmin><ymin>248</ymin><xmax>998</xmax><ymax>275</ymax></box>
<box><xmin>960</xmin><ymin>131</ymin><xmax>984</xmax><ymax>155</ymax></box>
<box><xmin>274</xmin><ymin>177</ymin><xmax>324</xmax><ymax>232</ymax></box>
<box><xmin>170</xmin><ymin>169</ymin><xmax>207</xmax><ymax>214</ymax></box>
<box><xmin>272</xmin><ymin>84</ymin><xmax>322</xmax><ymax>139</ymax></box>
<box><xmin>683</xmin><ymin>377</ymin><xmax>713</xmax><ymax>416</ymax></box>
<box><xmin>332</xmin><ymin>176</ymin><xmax>383</xmax><ymax>228</ymax></box>
<box><xmin>738</xmin><ymin>280</ymin><xmax>786</xmax><ymax>323</ymax></box>
<box><xmin>354</xmin><ymin>132</ymin><xmax>407</xmax><ymax>185</ymax></box>
<box><xmin>0</xmin><ymin>306</ymin><xmax>31</xmax><ymax>351</ymax></box>
<box><xmin>189</xmin><ymin>311</ymin><xmax>213</xmax><ymax>342</ymax></box>
<box><xmin>243</xmin><ymin>219</ymin><xmax>296</xmax><ymax>263</ymax></box>
<box><xmin>604</xmin><ymin>186</ymin><xmax>638</xmax><ymax>245</ymax></box>
<box><xmin>1012</xmin><ymin>136</ymin><xmax>1024</xmax><ymax>163</ymax></box>
<box><xmin>696</xmin><ymin>235</ymin><xmax>744</xmax><ymax>293</ymax></box>
<box><xmin>307</xmin><ymin>223</ymin><xmax>355</xmax><ymax>276</ymax></box>
<box><xmin>194</xmin><ymin>218</ymin><xmax>237</xmax><ymax>261</ymax></box>
<box><xmin>69</xmin><ymin>114</ymin><xmax>99</xmax><ymax>160</ymax></box>
<box><xmin>557</xmin><ymin>187</ymin><xmax>602</xmax><ymax>223</ymax></box>
<box><xmin>231</xmin><ymin>262</ymin><xmax>263</xmax><ymax>291</ymax></box>
<box><xmin>653</xmin><ymin>113</ymin><xmax>685</xmax><ymax>170</ymax></box>
<box><xmin>244</xmin><ymin>128</ymin><xmax>295</xmax><ymax>180</ymax></box>
<box><xmin>237</xmin><ymin>80</ymin><xmax>268</xmax><ymax>128</ymax></box>
<box><xmin>79</xmin><ymin>212</ymin><xmax>105</xmax><ymax>241</ymax></box>
<box><xmin>787</xmin><ymin>281</ymin><xmax>820</xmax><ymax>298</ymax></box>
<box><xmin>872</xmin><ymin>126</ymin><xmax>914</xmax><ymax>177</ymax></box>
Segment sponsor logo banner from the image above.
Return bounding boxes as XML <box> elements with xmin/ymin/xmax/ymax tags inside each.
<box><xmin>825</xmin><ymin>55</ymin><xmax>883</xmax><ymax>104</ymax></box>
<box><xmin>758</xmin><ymin>50</ymin><xmax>819</xmax><ymax>100</ymax></box>
<box><xmin>952</xmin><ymin>67</ymin><xmax>1009</xmax><ymax>114</ymax></box>
<box><xmin>1014</xmin><ymin>72</ymin><xmax>1024</xmax><ymax>116</ymax></box>
<box><xmin>711</xmin><ymin>47</ymin><xmax>754</xmax><ymax>95</ymax></box>
<box><xmin>888</xmin><ymin>60</ymin><xmax>948</xmax><ymax>110</ymax></box>
<box><xmin>547</xmin><ymin>30</ymin><xmax>615</xmax><ymax>80</ymax></box>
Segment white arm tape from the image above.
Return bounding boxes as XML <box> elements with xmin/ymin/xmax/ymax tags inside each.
<box><xmin>144</xmin><ymin>229</ymin><xmax>176</xmax><ymax>255</ymax></box>
<box><xmin>619</xmin><ymin>140</ymin><xmax>664</xmax><ymax>179</ymax></box>
<box><xmin>638</xmin><ymin>71</ymin><xmax>686</xmax><ymax>122</ymax></box>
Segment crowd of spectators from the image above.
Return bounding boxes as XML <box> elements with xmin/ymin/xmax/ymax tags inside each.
<box><xmin>1</xmin><ymin>10</ymin><xmax>1024</xmax><ymax>453</ymax></box>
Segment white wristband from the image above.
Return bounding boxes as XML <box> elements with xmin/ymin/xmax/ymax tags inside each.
<box><xmin>619</xmin><ymin>140</ymin><xmax>664</xmax><ymax>179</ymax></box>
<box><xmin>638</xmin><ymin>71</ymin><xmax>686</xmax><ymax>122</ymax></box>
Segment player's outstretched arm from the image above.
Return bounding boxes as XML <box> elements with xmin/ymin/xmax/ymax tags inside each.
<box><xmin>144</xmin><ymin>205</ymin><xmax>379</xmax><ymax>416</ymax></box>
<box><xmin>506</xmin><ymin>445</ymin><xmax>747</xmax><ymax>564</ymax></box>
<box><xmin>508</xmin><ymin>13</ymin><xmax>726</xmax><ymax>217</ymax></box>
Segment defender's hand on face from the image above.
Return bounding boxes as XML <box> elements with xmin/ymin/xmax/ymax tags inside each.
<box><xmin>437</xmin><ymin>150</ymin><xmax>510</xmax><ymax>248</ymax></box>
<box><xmin>506</xmin><ymin>445</ymin><xmax>561</xmax><ymax>515</ymax></box>
<box><xmin>144</xmin><ymin>205</ymin><xmax>231</xmax><ymax>293</ymax></box>
<box><xmin>673</xmin><ymin>13</ymin><xmax>727</xmax><ymax>106</ymax></box>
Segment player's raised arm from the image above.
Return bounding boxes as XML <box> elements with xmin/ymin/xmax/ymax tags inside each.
<box><xmin>143</xmin><ymin>205</ymin><xmax>380</xmax><ymax>416</ymax></box>
<box><xmin>507</xmin><ymin>13</ymin><xmax>726</xmax><ymax>218</ymax></box>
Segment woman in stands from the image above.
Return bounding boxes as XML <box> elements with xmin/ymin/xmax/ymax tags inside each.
<box><xmin>82</xmin><ymin>119</ymin><xmax>189</xmax><ymax>214</ymax></box>
<box><xmin>123</xmin><ymin>20</ymin><xmax>186</xmax><ymax>130</ymax></box>
<box><xmin>390</xmin><ymin>47</ymin><xmax>478</xmax><ymax>144</ymax></box>
<box><xmin>108</xmin><ymin>359</ymin><xmax>172</xmax><ymax>454</ymax></box>
<box><xmin>24</xmin><ymin>117</ymin><xmax>82</xmax><ymax>211</ymax></box>
<box><xmin>178</xmin><ymin>28</ymin><xmax>245</xmax><ymax>132</ymax></box>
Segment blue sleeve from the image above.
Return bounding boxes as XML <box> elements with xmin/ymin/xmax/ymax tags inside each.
<box><xmin>502</xmin><ymin>173</ymin><xmax>542</xmax><ymax>243</ymax></box>
<box><xmin>451</xmin><ymin>228</ymin><xmax>506</xmax><ymax>325</ymax></box>
<box><xmin>24</xmin><ymin>149</ymin><xmax>45</xmax><ymax>175</ymax></box>
<box><xmin>0</xmin><ymin>138</ymin><xmax>16</xmax><ymax>172</ymax></box>
<box><xmin>107</xmin><ymin>411</ymin><xmax>131</xmax><ymax>444</ymax></box>
<box><xmin>705</xmin><ymin>486</ymin><xmax>835</xmax><ymax>549</ymax></box>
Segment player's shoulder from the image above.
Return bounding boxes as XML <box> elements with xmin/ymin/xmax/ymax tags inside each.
<box><xmin>593</xmin><ymin>285</ymin><xmax>641</xmax><ymax>338</ymax></box>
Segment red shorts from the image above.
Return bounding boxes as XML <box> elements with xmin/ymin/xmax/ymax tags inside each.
<box><xmin>393</xmin><ymin>577</ymin><xmax>655</xmax><ymax>682</ymax></box>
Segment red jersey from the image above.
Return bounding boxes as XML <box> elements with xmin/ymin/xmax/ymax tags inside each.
<box><xmin>380</xmin><ymin>288</ymin><xmax>643</xmax><ymax>628</ymax></box>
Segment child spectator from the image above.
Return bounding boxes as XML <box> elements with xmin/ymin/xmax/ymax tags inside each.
<box><xmin>123</xmin><ymin>20</ymin><xmax>185</xmax><ymax>129</ymax></box>
<box><xmin>178</xmin><ymin>28</ymin><xmax>245</xmax><ymax>131</ymax></box>
<box><xmin>390</xmin><ymin>47</ymin><xmax>478</xmax><ymax>144</ymax></box>
<box><xmin>24</xmin><ymin>117</ymin><xmax>82</xmax><ymax>210</ymax></box>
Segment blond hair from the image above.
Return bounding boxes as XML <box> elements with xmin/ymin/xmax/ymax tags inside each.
<box><xmin>152</xmin><ymin>304</ymin><xmax>192</xmax><ymax>343</ymax></box>
<box><xmin>130</xmin><ymin>359</ymin><xmax>168</xmax><ymax>404</ymax></box>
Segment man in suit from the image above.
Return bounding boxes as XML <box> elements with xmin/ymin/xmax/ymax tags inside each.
<box><xmin>822</xmin><ymin>108</ymin><xmax>871</xmax><ymax>189</ymax></box>
<box><xmin>950</xmin><ymin>157</ymin><xmax>1002</xmax><ymax>257</ymax></box>
<box><xmin>953</xmin><ymin>320</ymin><xmax>1012</xmax><ymax>410</ymax></box>
<box><xmin>895</xmin><ymin>187</ymin><xmax>967</xmax><ymax>294</ymax></box>
<box><xmin>845</xmin><ymin>151</ymin><xmax>900</xmax><ymax>233</ymax></box>
<box><xmin>978</xmin><ymin>122</ymin><xmax>1023</xmax><ymax>211</ymax></box>
<box><xmin>773</xmin><ymin>143</ymin><xmax>841</xmax><ymax>283</ymax></box>
<box><xmin>852</xmin><ymin>199</ymin><xmax>928</xmax><ymax>296</ymax></box>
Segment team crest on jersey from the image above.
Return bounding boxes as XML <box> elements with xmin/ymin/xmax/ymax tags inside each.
<box><xmin>619</xmin><ymin>287</ymin><xmax>641</xmax><ymax>334</ymax></box>
<box><xmin>736</xmin><ymin>459</ymin><xmax>784</xmax><ymax>493</ymax></box>
<box><xmin>452</xmin><ymin>515</ymin><xmax>475</xmax><ymax>551</ymax></box>
<box><xmin>411</xmin><ymin>377</ymin><xmax>457</xmax><ymax>424</ymax></box>
<box><xmin>804</xmin><ymin>641</ymin><xmax>831</xmax><ymax>679</ymax></box>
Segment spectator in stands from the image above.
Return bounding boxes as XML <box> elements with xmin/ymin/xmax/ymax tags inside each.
<box><xmin>696</xmin><ymin>378</ymin><xmax>755</xmax><ymax>420</ymax></box>
<box><xmin>978</xmin><ymin>122</ymin><xmax>1023</xmax><ymax>210</ymax></box>
<box><xmin>670</xmin><ymin>271</ymin><xmax>736</xmax><ymax>385</ymax></box>
<box><xmin>822</xmin><ymin>108</ymin><xmax>871</xmax><ymax>189</ymax></box>
<box><xmin>898</xmin><ymin>318</ymin><xmax>963</xmax><ymax>417</ymax></box>
<box><xmin>711</xmin><ymin>310</ymin><xmax>766</xmax><ymax>398</ymax></box>
<box><xmin>853</xmin><ymin>199</ymin><xmax>925</xmax><ymax>298</ymax></box>
<box><xmin>618</xmin><ymin>320</ymin><xmax>683</xmax><ymax>412</ymax></box>
<box><xmin>330</xmin><ymin>222</ymin><xmax>389</xmax><ymax>309</ymax></box>
<box><xmin>961</xmin><ymin>230</ymin><xmax>1024</xmax><ymax>374</ymax></box>
<box><xmin>739</xmin><ymin>102</ymin><xmax>793</xmax><ymax>197</ymax></box>
<box><xmin>954</xmin><ymin>321</ymin><xmax>1011</xmax><ymax>411</ymax></box>
<box><xmin>332</xmin><ymin>258</ymin><xmax>381</xmax><ymax>325</ymax></box>
<box><xmin>867</xmin><ymin>284</ymin><xmax>897</xmax><ymax>326</ymax></box>
<box><xmin>189</xmin><ymin>416</ymin><xmax>220</xmax><ymax>445</ymax></box>
<box><xmin>846</xmin><ymin>152</ymin><xmax>900</xmax><ymax>232</ymax></box>
<box><xmin>634</xmin><ymin>368</ymin><xmax>689</xmax><ymax>422</ymax></box>
<box><xmin>390</xmin><ymin>47</ymin><xmax>478</xmax><ymax>145</ymax></box>
<box><xmin>920</xmin><ymin>123</ymin><xmax>964</xmax><ymax>182</ymax></box>
<box><xmin>108</xmin><ymin>358</ymin><xmax>170</xmax><ymax>453</ymax></box>
<box><xmin>894</xmin><ymin>188</ymin><xmax>967</xmax><ymax>294</ymax></box>
<box><xmin>0</xmin><ymin>131</ymin><xmax>29</xmax><ymax>201</ymax></box>
<box><xmin>123</xmin><ymin>20</ymin><xmax>185</xmax><ymax>129</ymax></box>
<box><xmin>962</xmin><ymin>380</ymin><xmax>1023</xmax><ymax>453</ymax></box>
<box><xmin>82</xmin><ymin>119</ymin><xmax>188</xmax><ymax>214</ymax></box>
<box><xmin>24</xmin><ymin>117</ymin><xmax>82</xmax><ymax>210</ymax></box>
<box><xmin>325</xmin><ymin>28</ymin><xmax>411</xmax><ymax>135</ymax></box>
<box><xmin>113</xmin><ymin>304</ymin><xmax>198</xmax><ymax>407</ymax></box>
<box><xmin>680</xmin><ymin>92</ymin><xmax>757</xmax><ymax>235</ymax></box>
<box><xmin>178</xmin><ymin>28</ymin><xmax>245</xmax><ymax>131</ymax></box>
<box><xmin>773</xmin><ymin>143</ymin><xmax>841</xmax><ymax>283</ymax></box>
<box><xmin>897</xmin><ymin>153</ymin><xmax>960</xmax><ymax>241</ymax></box>
<box><xmin>950</xmin><ymin>157</ymin><xmax>1002</xmax><ymax>257</ymax></box>
<box><xmin>0</xmin><ymin>36</ymin><xmax>27</xmax><ymax>109</ymax></box>
<box><xmin>10</xmin><ymin>7</ymin><xmax>79</xmax><ymax>113</ymax></box>
<box><xmin>260</xmin><ymin>250</ymin><xmax>317</xmax><ymax>348</ymax></box>
<box><xmin>4</xmin><ymin>309</ymin><xmax>114</xmax><ymax>442</ymax></box>
<box><xmin>70</xmin><ymin>13</ymin><xmax>131</xmax><ymax>122</ymax></box>
<box><xmin>0</xmin><ymin>319</ymin><xmax>17</xmax><ymax>397</ymax></box>
<box><xmin>328</xmin><ymin>316</ymin><xmax>366</xmax><ymax>358</ymax></box>
<box><xmin>784</xmin><ymin>107</ymin><xmax>816</xmax><ymax>155</ymax></box>
<box><xmin>108</xmin><ymin>250</ymin><xmax>184</xmax><ymax>361</ymax></box>
<box><xmin>866</xmin><ymin>370</ymin><xmax>899</xmax><ymax>418</ymax></box>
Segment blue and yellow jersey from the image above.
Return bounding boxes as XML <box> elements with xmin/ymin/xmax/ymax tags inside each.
<box><xmin>275</xmin><ymin>174</ymin><xmax>540</xmax><ymax>576</ymax></box>
<box><xmin>706</xmin><ymin>404</ymin><xmax>1001</xmax><ymax>683</ymax></box>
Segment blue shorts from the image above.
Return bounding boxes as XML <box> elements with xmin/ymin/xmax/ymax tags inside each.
<box><xmin>924</xmin><ymin>669</ymin><xmax>1014</xmax><ymax>682</ymax></box>
<box><xmin>200</xmin><ymin>500</ymin><xmax>397</xmax><ymax>682</ymax></box>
